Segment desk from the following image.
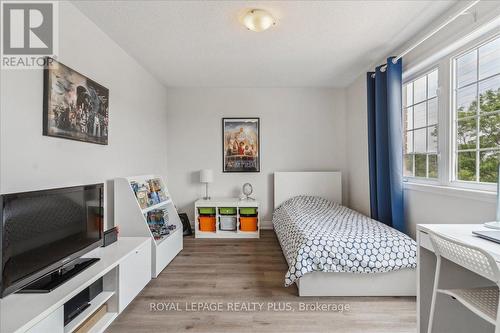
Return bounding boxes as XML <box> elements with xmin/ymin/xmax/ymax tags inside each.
<box><xmin>418</xmin><ymin>224</ymin><xmax>499</xmax><ymax>333</ymax></box>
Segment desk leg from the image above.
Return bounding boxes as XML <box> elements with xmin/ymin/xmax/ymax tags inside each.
<box><xmin>418</xmin><ymin>245</ymin><xmax>436</xmax><ymax>333</ymax></box>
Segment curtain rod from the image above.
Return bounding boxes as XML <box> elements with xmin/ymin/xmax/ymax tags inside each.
<box><xmin>371</xmin><ymin>0</ymin><xmax>481</xmax><ymax>78</ymax></box>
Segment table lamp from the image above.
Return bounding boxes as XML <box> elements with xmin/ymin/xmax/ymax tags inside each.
<box><xmin>484</xmin><ymin>164</ymin><xmax>500</xmax><ymax>229</ymax></box>
<box><xmin>200</xmin><ymin>169</ymin><xmax>213</xmax><ymax>200</ymax></box>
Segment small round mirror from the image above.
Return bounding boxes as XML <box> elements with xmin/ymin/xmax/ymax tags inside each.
<box><xmin>242</xmin><ymin>183</ymin><xmax>254</xmax><ymax>200</ymax></box>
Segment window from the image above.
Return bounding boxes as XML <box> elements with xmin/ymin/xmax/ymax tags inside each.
<box><xmin>453</xmin><ymin>36</ymin><xmax>500</xmax><ymax>184</ymax></box>
<box><xmin>403</xmin><ymin>33</ymin><xmax>500</xmax><ymax>191</ymax></box>
<box><xmin>403</xmin><ymin>69</ymin><xmax>439</xmax><ymax>179</ymax></box>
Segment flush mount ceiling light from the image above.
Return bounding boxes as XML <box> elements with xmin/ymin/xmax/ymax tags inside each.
<box><xmin>242</xmin><ymin>9</ymin><xmax>276</xmax><ymax>32</ymax></box>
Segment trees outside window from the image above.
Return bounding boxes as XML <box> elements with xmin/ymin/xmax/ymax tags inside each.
<box><xmin>454</xmin><ymin>37</ymin><xmax>500</xmax><ymax>184</ymax></box>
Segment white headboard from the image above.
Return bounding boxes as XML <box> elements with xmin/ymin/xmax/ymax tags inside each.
<box><xmin>274</xmin><ymin>172</ymin><xmax>342</xmax><ymax>209</ymax></box>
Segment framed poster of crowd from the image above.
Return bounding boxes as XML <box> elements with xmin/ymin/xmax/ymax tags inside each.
<box><xmin>222</xmin><ymin>118</ymin><xmax>260</xmax><ymax>173</ymax></box>
<box><xmin>43</xmin><ymin>58</ymin><xmax>109</xmax><ymax>145</ymax></box>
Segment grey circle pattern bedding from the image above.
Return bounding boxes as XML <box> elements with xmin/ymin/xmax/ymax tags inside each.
<box><xmin>272</xmin><ymin>196</ymin><xmax>417</xmax><ymax>287</ymax></box>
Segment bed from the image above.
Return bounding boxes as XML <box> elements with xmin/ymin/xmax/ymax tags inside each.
<box><xmin>273</xmin><ymin>172</ymin><xmax>417</xmax><ymax>296</ymax></box>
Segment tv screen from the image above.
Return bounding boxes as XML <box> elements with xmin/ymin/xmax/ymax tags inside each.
<box><xmin>0</xmin><ymin>184</ymin><xmax>103</xmax><ymax>297</ymax></box>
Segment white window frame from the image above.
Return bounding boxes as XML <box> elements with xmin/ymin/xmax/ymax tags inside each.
<box><xmin>403</xmin><ymin>31</ymin><xmax>500</xmax><ymax>193</ymax></box>
<box><xmin>402</xmin><ymin>68</ymin><xmax>440</xmax><ymax>184</ymax></box>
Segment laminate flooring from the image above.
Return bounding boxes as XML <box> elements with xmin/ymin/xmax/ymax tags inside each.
<box><xmin>106</xmin><ymin>230</ymin><xmax>416</xmax><ymax>333</ymax></box>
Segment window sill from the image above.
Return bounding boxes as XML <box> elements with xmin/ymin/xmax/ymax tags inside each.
<box><xmin>403</xmin><ymin>182</ymin><xmax>497</xmax><ymax>203</ymax></box>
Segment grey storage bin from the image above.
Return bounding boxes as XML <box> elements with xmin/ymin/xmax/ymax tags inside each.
<box><xmin>219</xmin><ymin>216</ymin><xmax>237</xmax><ymax>231</ymax></box>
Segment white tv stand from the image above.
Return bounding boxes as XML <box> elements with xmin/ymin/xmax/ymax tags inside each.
<box><xmin>0</xmin><ymin>237</ymin><xmax>151</xmax><ymax>333</ymax></box>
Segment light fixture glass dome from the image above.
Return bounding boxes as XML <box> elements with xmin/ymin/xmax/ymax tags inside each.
<box><xmin>242</xmin><ymin>9</ymin><xmax>275</xmax><ymax>32</ymax></box>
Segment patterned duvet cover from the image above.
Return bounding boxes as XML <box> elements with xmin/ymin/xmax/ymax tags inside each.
<box><xmin>272</xmin><ymin>196</ymin><xmax>417</xmax><ymax>286</ymax></box>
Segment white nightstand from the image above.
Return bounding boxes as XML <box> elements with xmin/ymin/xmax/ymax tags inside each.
<box><xmin>194</xmin><ymin>198</ymin><xmax>260</xmax><ymax>239</ymax></box>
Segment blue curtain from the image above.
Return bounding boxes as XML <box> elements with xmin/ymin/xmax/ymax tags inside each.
<box><xmin>366</xmin><ymin>57</ymin><xmax>405</xmax><ymax>233</ymax></box>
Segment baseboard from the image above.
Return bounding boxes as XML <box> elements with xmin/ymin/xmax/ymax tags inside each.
<box><xmin>261</xmin><ymin>220</ymin><xmax>273</xmax><ymax>230</ymax></box>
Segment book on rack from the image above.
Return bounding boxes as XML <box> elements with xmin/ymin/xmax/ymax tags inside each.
<box><xmin>145</xmin><ymin>208</ymin><xmax>177</xmax><ymax>240</ymax></box>
<box><xmin>130</xmin><ymin>177</ymin><xmax>169</xmax><ymax>209</ymax></box>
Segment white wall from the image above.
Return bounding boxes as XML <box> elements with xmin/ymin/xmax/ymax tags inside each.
<box><xmin>346</xmin><ymin>75</ymin><xmax>370</xmax><ymax>216</ymax></box>
<box><xmin>345</xmin><ymin>2</ymin><xmax>500</xmax><ymax>238</ymax></box>
<box><xmin>405</xmin><ymin>187</ymin><xmax>496</xmax><ymax>238</ymax></box>
<box><xmin>0</xmin><ymin>1</ymin><xmax>168</xmax><ymax>229</ymax></box>
<box><xmin>166</xmin><ymin>88</ymin><xmax>347</xmax><ymax>226</ymax></box>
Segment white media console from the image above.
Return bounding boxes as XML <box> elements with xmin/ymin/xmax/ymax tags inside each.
<box><xmin>0</xmin><ymin>237</ymin><xmax>151</xmax><ymax>333</ymax></box>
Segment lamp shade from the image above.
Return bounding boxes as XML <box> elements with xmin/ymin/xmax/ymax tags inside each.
<box><xmin>200</xmin><ymin>169</ymin><xmax>214</xmax><ymax>183</ymax></box>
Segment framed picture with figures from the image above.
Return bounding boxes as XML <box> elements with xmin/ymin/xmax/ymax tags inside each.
<box><xmin>222</xmin><ymin>118</ymin><xmax>260</xmax><ymax>172</ymax></box>
<box><xmin>43</xmin><ymin>58</ymin><xmax>109</xmax><ymax>145</ymax></box>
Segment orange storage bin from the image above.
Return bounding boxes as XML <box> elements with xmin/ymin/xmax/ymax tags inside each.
<box><xmin>199</xmin><ymin>216</ymin><xmax>216</xmax><ymax>232</ymax></box>
<box><xmin>240</xmin><ymin>217</ymin><xmax>258</xmax><ymax>232</ymax></box>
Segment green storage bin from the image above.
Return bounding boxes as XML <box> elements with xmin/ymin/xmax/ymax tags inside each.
<box><xmin>198</xmin><ymin>207</ymin><xmax>216</xmax><ymax>215</ymax></box>
<box><xmin>219</xmin><ymin>207</ymin><xmax>237</xmax><ymax>215</ymax></box>
<box><xmin>239</xmin><ymin>207</ymin><xmax>257</xmax><ymax>215</ymax></box>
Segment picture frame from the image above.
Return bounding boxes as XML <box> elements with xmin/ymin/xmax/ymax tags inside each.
<box><xmin>43</xmin><ymin>57</ymin><xmax>109</xmax><ymax>145</ymax></box>
<box><xmin>222</xmin><ymin>117</ymin><xmax>260</xmax><ymax>173</ymax></box>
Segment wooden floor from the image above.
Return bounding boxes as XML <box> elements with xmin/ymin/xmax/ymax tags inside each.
<box><xmin>107</xmin><ymin>230</ymin><xmax>416</xmax><ymax>333</ymax></box>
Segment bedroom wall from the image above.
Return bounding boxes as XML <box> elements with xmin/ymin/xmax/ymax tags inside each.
<box><xmin>165</xmin><ymin>87</ymin><xmax>348</xmax><ymax>227</ymax></box>
<box><xmin>345</xmin><ymin>2</ymin><xmax>500</xmax><ymax>238</ymax></box>
<box><xmin>0</xmin><ymin>1</ymin><xmax>168</xmax><ymax>229</ymax></box>
<box><xmin>345</xmin><ymin>75</ymin><xmax>370</xmax><ymax>217</ymax></box>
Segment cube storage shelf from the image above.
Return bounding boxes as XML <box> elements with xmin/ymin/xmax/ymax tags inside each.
<box><xmin>194</xmin><ymin>198</ymin><xmax>260</xmax><ymax>238</ymax></box>
<box><xmin>115</xmin><ymin>175</ymin><xmax>183</xmax><ymax>278</ymax></box>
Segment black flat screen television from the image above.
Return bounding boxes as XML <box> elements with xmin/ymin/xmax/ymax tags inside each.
<box><xmin>0</xmin><ymin>184</ymin><xmax>104</xmax><ymax>298</ymax></box>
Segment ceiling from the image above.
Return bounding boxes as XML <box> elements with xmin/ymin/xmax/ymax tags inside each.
<box><xmin>73</xmin><ymin>0</ymin><xmax>457</xmax><ymax>88</ymax></box>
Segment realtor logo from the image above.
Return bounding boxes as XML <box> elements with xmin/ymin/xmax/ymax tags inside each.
<box><xmin>3</xmin><ymin>2</ymin><xmax>53</xmax><ymax>54</ymax></box>
<box><xmin>1</xmin><ymin>1</ymin><xmax>58</xmax><ymax>68</ymax></box>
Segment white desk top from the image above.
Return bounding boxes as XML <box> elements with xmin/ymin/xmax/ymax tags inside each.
<box><xmin>0</xmin><ymin>237</ymin><xmax>150</xmax><ymax>333</ymax></box>
<box><xmin>418</xmin><ymin>224</ymin><xmax>500</xmax><ymax>261</ymax></box>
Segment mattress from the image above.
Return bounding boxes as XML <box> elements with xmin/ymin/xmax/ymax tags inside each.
<box><xmin>272</xmin><ymin>196</ymin><xmax>417</xmax><ymax>287</ymax></box>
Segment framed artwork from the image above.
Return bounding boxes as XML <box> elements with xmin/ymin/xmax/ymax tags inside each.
<box><xmin>222</xmin><ymin>118</ymin><xmax>260</xmax><ymax>173</ymax></box>
<box><xmin>43</xmin><ymin>58</ymin><xmax>109</xmax><ymax>145</ymax></box>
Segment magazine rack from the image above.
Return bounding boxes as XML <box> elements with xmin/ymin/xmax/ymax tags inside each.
<box><xmin>114</xmin><ymin>175</ymin><xmax>183</xmax><ymax>278</ymax></box>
